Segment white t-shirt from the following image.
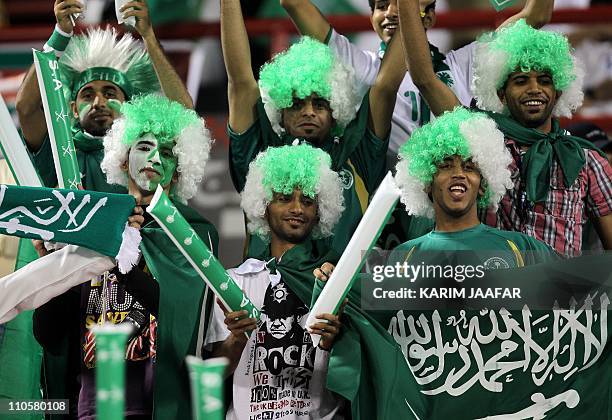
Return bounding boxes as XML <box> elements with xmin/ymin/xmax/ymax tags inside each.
<box><xmin>205</xmin><ymin>258</ymin><xmax>343</xmax><ymax>420</ymax></box>
<box><xmin>327</xmin><ymin>30</ymin><xmax>475</xmax><ymax>155</ymax></box>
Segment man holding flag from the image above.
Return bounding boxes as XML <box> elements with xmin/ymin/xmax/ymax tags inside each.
<box><xmin>24</xmin><ymin>94</ymin><xmax>216</xmax><ymax>419</ymax></box>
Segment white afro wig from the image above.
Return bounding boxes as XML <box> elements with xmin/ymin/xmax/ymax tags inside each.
<box><xmin>258</xmin><ymin>37</ymin><xmax>362</xmax><ymax>137</ymax></box>
<box><xmin>472</xmin><ymin>19</ymin><xmax>584</xmax><ymax>118</ymax></box>
<box><xmin>395</xmin><ymin>107</ymin><xmax>513</xmax><ymax>219</ymax></box>
<box><xmin>101</xmin><ymin>94</ymin><xmax>213</xmax><ymax>204</ymax></box>
<box><xmin>240</xmin><ymin>144</ymin><xmax>345</xmax><ymax>242</ymax></box>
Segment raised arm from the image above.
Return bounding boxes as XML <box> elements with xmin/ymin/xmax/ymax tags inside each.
<box><xmin>498</xmin><ymin>0</ymin><xmax>554</xmax><ymax>30</ymax></box>
<box><xmin>221</xmin><ymin>0</ymin><xmax>260</xmax><ymax>133</ymax></box>
<box><xmin>280</xmin><ymin>0</ymin><xmax>331</xmax><ymax>42</ymax></box>
<box><xmin>121</xmin><ymin>0</ymin><xmax>194</xmax><ymax>109</ymax></box>
<box><xmin>398</xmin><ymin>0</ymin><xmax>459</xmax><ymax>116</ymax></box>
<box><xmin>15</xmin><ymin>0</ymin><xmax>83</xmax><ymax>151</ymax></box>
<box><xmin>367</xmin><ymin>34</ymin><xmax>404</xmax><ymax>139</ymax></box>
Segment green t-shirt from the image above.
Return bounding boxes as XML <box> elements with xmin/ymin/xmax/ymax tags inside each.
<box><xmin>394</xmin><ymin>223</ymin><xmax>555</xmax><ymax>268</ymax></box>
<box><xmin>31</xmin><ymin>134</ymin><xmax>126</xmax><ymax>194</ymax></box>
<box><xmin>229</xmin><ymin>92</ymin><xmax>388</xmax><ymax>256</ymax></box>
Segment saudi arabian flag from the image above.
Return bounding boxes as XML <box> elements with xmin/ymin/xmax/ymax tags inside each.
<box><xmin>374</xmin><ymin>253</ymin><xmax>612</xmax><ymax>419</ymax></box>
<box><xmin>0</xmin><ymin>184</ymin><xmax>139</xmax><ymax>273</ymax></box>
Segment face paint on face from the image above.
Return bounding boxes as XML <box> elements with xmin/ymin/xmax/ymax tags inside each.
<box><xmin>128</xmin><ymin>134</ymin><xmax>178</xmax><ymax>193</ymax></box>
<box><xmin>78</xmin><ymin>103</ymin><xmax>92</xmax><ymax>120</ymax></box>
<box><xmin>107</xmin><ymin>99</ymin><xmax>122</xmax><ymax>114</ymax></box>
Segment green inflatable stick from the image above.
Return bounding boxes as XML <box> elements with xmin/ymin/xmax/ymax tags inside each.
<box><xmin>146</xmin><ymin>187</ymin><xmax>260</xmax><ymax>323</ymax></box>
<box><xmin>92</xmin><ymin>323</ymin><xmax>131</xmax><ymax>420</ymax></box>
<box><xmin>33</xmin><ymin>49</ymin><xmax>81</xmax><ymax>190</ymax></box>
<box><xmin>186</xmin><ymin>356</ymin><xmax>228</xmax><ymax>420</ymax></box>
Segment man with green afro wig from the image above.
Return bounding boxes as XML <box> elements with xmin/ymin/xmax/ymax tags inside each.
<box><xmin>33</xmin><ymin>93</ymin><xmax>219</xmax><ymax>419</ymax></box>
<box><xmin>8</xmin><ymin>0</ymin><xmax>196</xmax><ymax>412</ymax></box>
<box><xmin>221</xmin><ymin>0</ymin><xmax>405</xmax><ymax>256</ymax></box>
<box><xmin>398</xmin><ymin>0</ymin><xmax>612</xmax><ymax>257</ymax></box>
<box><xmin>205</xmin><ymin>143</ymin><xmax>429</xmax><ymax>420</ymax></box>
<box><xmin>16</xmin><ymin>0</ymin><xmax>193</xmax><ymax>194</ymax></box>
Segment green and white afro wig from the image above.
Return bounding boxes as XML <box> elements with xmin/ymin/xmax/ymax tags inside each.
<box><xmin>101</xmin><ymin>94</ymin><xmax>213</xmax><ymax>204</ymax></box>
<box><xmin>472</xmin><ymin>19</ymin><xmax>583</xmax><ymax>118</ymax></box>
<box><xmin>241</xmin><ymin>144</ymin><xmax>345</xmax><ymax>242</ymax></box>
<box><xmin>395</xmin><ymin>107</ymin><xmax>512</xmax><ymax>219</ymax></box>
<box><xmin>258</xmin><ymin>37</ymin><xmax>361</xmax><ymax>137</ymax></box>
<box><xmin>60</xmin><ymin>26</ymin><xmax>160</xmax><ymax>100</ymax></box>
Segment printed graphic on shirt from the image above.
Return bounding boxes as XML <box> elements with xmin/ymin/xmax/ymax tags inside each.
<box><xmin>245</xmin><ymin>281</ymin><xmax>315</xmax><ymax>419</ymax></box>
<box><xmin>82</xmin><ymin>273</ymin><xmax>157</xmax><ymax>368</ymax></box>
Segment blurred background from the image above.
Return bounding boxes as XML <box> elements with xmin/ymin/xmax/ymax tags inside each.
<box><xmin>0</xmin><ymin>0</ymin><xmax>611</xmax><ymax>268</ymax></box>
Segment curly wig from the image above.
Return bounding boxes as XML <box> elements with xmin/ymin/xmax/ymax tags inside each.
<box><xmin>101</xmin><ymin>94</ymin><xmax>213</xmax><ymax>203</ymax></box>
<box><xmin>472</xmin><ymin>19</ymin><xmax>584</xmax><ymax>118</ymax></box>
<box><xmin>258</xmin><ymin>37</ymin><xmax>362</xmax><ymax>137</ymax></box>
<box><xmin>395</xmin><ymin>107</ymin><xmax>513</xmax><ymax>219</ymax></box>
<box><xmin>241</xmin><ymin>144</ymin><xmax>345</xmax><ymax>242</ymax></box>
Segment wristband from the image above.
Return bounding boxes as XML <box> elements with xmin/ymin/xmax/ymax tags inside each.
<box><xmin>43</xmin><ymin>24</ymin><xmax>73</xmax><ymax>55</ymax></box>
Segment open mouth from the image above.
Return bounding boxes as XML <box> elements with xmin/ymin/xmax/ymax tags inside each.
<box><xmin>521</xmin><ymin>98</ymin><xmax>547</xmax><ymax>112</ymax></box>
<box><xmin>448</xmin><ymin>183</ymin><xmax>467</xmax><ymax>199</ymax></box>
<box><xmin>383</xmin><ymin>22</ymin><xmax>398</xmax><ymax>34</ymax></box>
<box><xmin>285</xmin><ymin>217</ymin><xmax>305</xmax><ymax>226</ymax></box>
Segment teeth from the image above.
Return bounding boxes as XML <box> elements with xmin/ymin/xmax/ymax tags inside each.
<box><xmin>525</xmin><ymin>100</ymin><xmax>543</xmax><ymax>106</ymax></box>
<box><xmin>450</xmin><ymin>186</ymin><xmax>466</xmax><ymax>193</ymax></box>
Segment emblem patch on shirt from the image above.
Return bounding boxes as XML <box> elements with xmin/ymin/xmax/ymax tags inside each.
<box><xmin>483</xmin><ymin>256</ymin><xmax>510</xmax><ymax>270</ymax></box>
<box><xmin>338</xmin><ymin>169</ymin><xmax>354</xmax><ymax>190</ymax></box>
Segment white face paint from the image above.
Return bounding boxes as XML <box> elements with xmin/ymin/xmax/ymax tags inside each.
<box><xmin>128</xmin><ymin>134</ymin><xmax>177</xmax><ymax>193</ymax></box>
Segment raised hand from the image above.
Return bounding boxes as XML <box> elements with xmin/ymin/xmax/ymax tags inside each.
<box><xmin>54</xmin><ymin>0</ymin><xmax>83</xmax><ymax>33</ymax></box>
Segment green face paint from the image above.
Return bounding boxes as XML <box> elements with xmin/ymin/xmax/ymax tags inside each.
<box><xmin>78</xmin><ymin>103</ymin><xmax>92</xmax><ymax>120</ymax></box>
<box><xmin>107</xmin><ymin>99</ymin><xmax>122</xmax><ymax>114</ymax></box>
<box><xmin>128</xmin><ymin>134</ymin><xmax>178</xmax><ymax>193</ymax></box>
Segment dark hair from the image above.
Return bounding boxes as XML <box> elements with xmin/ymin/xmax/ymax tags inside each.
<box><xmin>369</xmin><ymin>1</ymin><xmax>437</xmax><ymax>14</ymax></box>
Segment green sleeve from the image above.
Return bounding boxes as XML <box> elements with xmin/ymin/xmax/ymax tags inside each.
<box><xmin>228</xmin><ymin>99</ymin><xmax>282</xmax><ymax>192</ymax></box>
<box><xmin>29</xmin><ymin>134</ymin><xmax>58</xmax><ymax>188</ymax></box>
<box><xmin>337</xmin><ymin>91</ymin><xmax>389</xmax><ymax>193</ymax></box>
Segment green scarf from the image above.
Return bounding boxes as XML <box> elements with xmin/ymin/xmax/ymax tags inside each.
<box><xmin>251</xmin><ymin>241</ymin><xmax>428</xmax><ymax>420</ymax></box>
<box><xmin>140</xmin><ymin>202</ymin><xmax>219</xmax><ymax>420</ymax></box>
<box><xmin>71</xmin><ymin>127</ymin><xmax>126</xmax><ymax>194</ymax></box>
<box><xmin>485</xmin><ymin>112</ymin><xmax>606</xmax><ymax>203</ymax></box>
<box><xmin>72</xmin><ymin>126</ymin><xmax>103</xmax><ymax>152</ymax></box>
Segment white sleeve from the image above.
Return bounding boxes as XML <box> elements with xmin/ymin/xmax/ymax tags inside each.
<box><xmin>327</xmin><ymin>29</ymin><xmax>380</xmax><ymax>89</ymax></box>
<box><xmin>0</xmin><ymin>245</ymin><xmax>115</xmax><ymax>323</ymax></box>
<box><xmin>445</xmin><ymin>41</ymin><xmax>477</xmax><ymax>106</ymax></box>
<box><xmin>203</xmin><ymin>298</ymin><xmax>231</xmax><ymax>350</ymax></box>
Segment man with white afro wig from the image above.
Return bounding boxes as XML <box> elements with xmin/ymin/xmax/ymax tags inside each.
<box><xmin>241</xmin><ymin>143</ymin><xmax>344</xmax><ymax>243</ymax></box>
<box><xmin>101</xmin><ymin>94</ymin><xmax>212</xmax><ymax>204</ymax></box>
<box><xmin>398</xmin><ymin>0</ymin><xmax>612</xmax><ymax>257</ymax></box>
<box><xmin>394</xmin><ymin>107</ymin><xmax>554</xmax><ymax>263</ymax></box>
<box><xmin>222</xmin><ymin>0</ymin><xmax>405</xmax><ymax>255</ymax></box>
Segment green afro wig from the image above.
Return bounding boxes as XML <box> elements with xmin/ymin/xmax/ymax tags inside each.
<box><xmin>472</xmin><ymin>19</ymin><xmax>583</xmax><ymax>117</ymax></box>
<box><xmin>241</xmin><ymin>144</ymin><xmax>345</xmax><ymax>241</ymax></box>
<box><xmin>395</xmin><ymin>107</ymin><xmax>513</xmax><ymax>219</ymax></box>
<box><xmin>101</xmin><ymin>94</ymin><xmax>213</xmax><ymax>203</ymax></box>
<box><xmin>258</xmin><ymin>37</ymin><xmax>361</xmax><ymax>137</ymax></box>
